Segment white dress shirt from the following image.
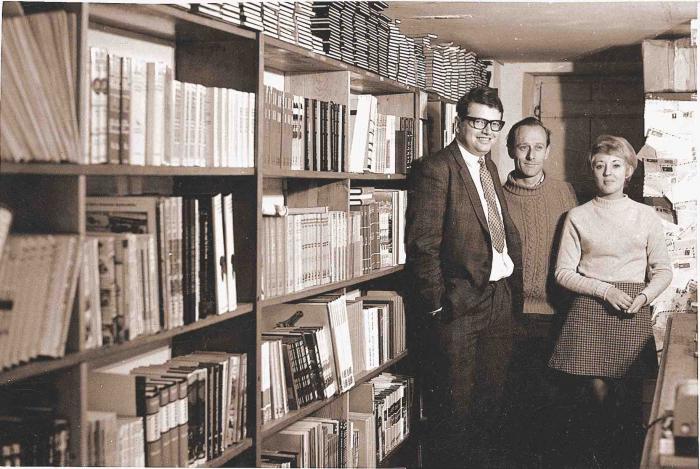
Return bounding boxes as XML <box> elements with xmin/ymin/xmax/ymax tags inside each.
<box><xmin>456</xmin><ymin>141</ymin><xmax>515</xmax><ymax>281</ymax></box>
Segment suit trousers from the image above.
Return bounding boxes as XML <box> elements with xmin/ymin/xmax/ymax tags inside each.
<box><xmin>418</xmin><ymin>278</ymin><xmax>514</xmax><ymax>469</ymax></box>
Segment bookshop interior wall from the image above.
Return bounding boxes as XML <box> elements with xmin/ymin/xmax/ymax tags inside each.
<box><xmin>0</xmin><ymin>1</ymin><xmax>697</xmax><ymax>468</ymax></box>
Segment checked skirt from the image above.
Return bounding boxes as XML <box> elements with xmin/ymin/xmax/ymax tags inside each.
<box><xmin>548</xmin><ymin>282</ymin><xmax>653</xmax><ymax>379</ymax></box>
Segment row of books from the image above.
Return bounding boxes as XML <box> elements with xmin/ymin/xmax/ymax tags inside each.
<box><xmin>349</xmin><ymin>94</ymin><xmax>415</xmax><ymax>174</ymax></box>
<box><xmin>0</xmin><ymin>233</ymin><xmax>81</xmax><ymax>370</ymax></box>
<box><xmin>263</xmin><ymin>416</ymin><xmax>350</xmax><ymax>468</ymax></box>
<box><xmin>263</xmin><ymin>86</ymin><xmax>347</xmax><ymax>172</ymax></box>
<box><xmin>0</xmin><ymin>409</ymin><xmax>69</xmax><ymax>467</ymax></box>
<box><xmin>88</xmin><ymin>350</ymin><xmax>248</xmax><ymax>467</ymax></box>
<box><xmin>191</xmin><ymin>2</ymin><xmax>324</xmax><ymax>52</ymax></box>
<box><xmin>350</xmin><ymin>188</ymin><xmax>407</xmax><ymax>271</ymax></box>
<box><xmin>85</xmin><ymin>194</ymin><xmax>238</xmax><ymax>345</ymax></box>
<box><xmin>88</xmin><ymin>47</ymin><xmax>255</xmax><ymax>168</ymax></box>
<box><xmin>418</xmin><ymin>38</ymin><xmax>491</xmax><ymax>102</ymax></box>
<box><xmin>261</xmin><ymin>208</ymin><xmax>356</xmax><ymax>298</ymax></box>
<box><xmin>259</xmin><ymin>291</ymin><xmax>406</xmax><ymax>424</ymax></box>
<box><xmin>87</xmin><ymin>413</ymin><xmax>144</xmax><ymax>467</ymax></box>
<box><xmin>188</xmin><ymin>2</ymin><xmax>490</xmax><ymax>102</ymax></box>
<box><xmin>360</xmin><ymin>373</ymin><xmax>413</xmax><ymax>463</ymax></box>
<box><xmin>260</xmin><ymin>372</ymin><xmax>412</xmax><ymax>468</ymax></box>
<box><xmin>1</xmin><ymin>11</ymin><xmax>81</xmax><ymax>164</ymax></box>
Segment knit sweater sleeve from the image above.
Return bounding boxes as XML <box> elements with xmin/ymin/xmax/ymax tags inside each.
<box><xmin>554</xmin><ymin>211</ymin><xmax>613</xmax><ymax>299</ymax></box>
<box><xmin>640</xmin><ymin>207</ymin><xmax>673</xmax><ymax>303</ymax></box>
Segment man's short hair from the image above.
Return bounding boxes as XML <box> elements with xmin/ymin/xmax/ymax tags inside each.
<box><xmin>589</xmin><ymin>134</ymin><xmax>638</xmax><ymax>172</ymax></box>
<box><xmin>456</xmin><ymin>87</ymin><xmax>503</xmax><ymax>120</ymax></box>
<box><xmin>507</xmin><ymin>117</ymin><xmax>551</xmax><ymax>149</ymax></box>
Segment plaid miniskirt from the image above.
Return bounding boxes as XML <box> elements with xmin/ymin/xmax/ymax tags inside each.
<box><xmin>548</xmin><ymin>282</ymin><xmax>653</xmax><ymax>379</ymax></box>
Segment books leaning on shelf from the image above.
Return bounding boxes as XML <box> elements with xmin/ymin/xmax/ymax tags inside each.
<box><xmin>259</xmin><ymin>291</ymin><xmax>406</xmax><ymax>424</ymax></box>
<box><xmin>263</xmin><ymin>85</ymin><xmax>347</xmax><ymax>172</ymax></box>
<box><xmin>0</xmin><ymin>233</ymin><xmax>81</xmax><ymax>370</ymax></box>
<box><xmin>0</xmin><ymin>10</ymin><xmax>81</xmax><ymax>163</ymax></box>
<box><xmin>88</xmin><ymin>350</ymin><xmax>248</xmax><ymax>467</ymax></box>
<box><xmin>0</xmin><ymin>408</ymin><xmax>70</xmax><ymax>467</ymax></box>
<box><xmin>349</xmin><ymin>95</ymin><xmax>415</xmax><ymax>174</ymax></box>
<box><xmin>88</xmin><ymin>47</ymin><xmax>255</xmax><ymax>167</ymax></box>
<box><xmin>84</xmin><ymin>193</ymin><xmax>238</xmax><ymax>344</ymax></box>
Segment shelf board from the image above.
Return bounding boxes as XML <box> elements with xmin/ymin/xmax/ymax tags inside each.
<box><xmin>0</xmin><ymin>163</ymin><xmax>255</xmax><ymax>177</ymax></box>
<box><xmin>263</xmin><ymin>36</ymin><xmax>417</xmax><ymax>95</ymax></box>
<box><xmin>88</xmin><ymin>3</ymin><xmax>256</xmax><ymax>43</ymax></box>
<box><xmin>259</xmin><ymin>265</ymin><xmax>404</xmax><ymax>307</ymax></box>
<box><xmin>0</xmin><ymin>303</ymin><xmax>254</xmax><ymax>385</ymax></box>
<box><xmin>262</xmin><ymin>168</ymin><xmax>406</xmax><ymax>180</ymax></box>
<box><xmin>200</xmin><ymin>438</ymin><xmax>253</xmax><ymax>467</ymax></box>
<box><xmin>644</xmin><ymin>92</ymin><xmax>697</xmax><ymax>101</ymax></box>
<box><xmin>261</xmin><ymin>351</ymin><xmax>409</xmax><ymax>438</ymax></box>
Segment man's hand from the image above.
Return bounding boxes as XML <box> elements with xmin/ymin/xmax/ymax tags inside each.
<box><xmin>605</xmin><ymin>287</ymin><xmax>633</xmax><ymax>312</ymax></box>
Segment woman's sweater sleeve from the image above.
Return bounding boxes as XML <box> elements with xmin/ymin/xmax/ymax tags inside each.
<box><xmin>554</xmin><ymin>212</ymin><xmax>613</xmax><ymax>299</ymax></box>
<box><xmin>640</xmin><ymin>209</ymin><xmax>673</xmax><ymax>303</ymax></box>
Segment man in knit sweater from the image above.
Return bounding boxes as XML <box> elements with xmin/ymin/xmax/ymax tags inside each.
<box><xmin>501</xmin><ymin>117</ymin><xmax>578</xmax><ymax>465</ymax></box>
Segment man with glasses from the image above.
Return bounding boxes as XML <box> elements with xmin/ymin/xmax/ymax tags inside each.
<box><xmin>406</xmin><ymin>86</ymin><xmax>523</xmax><ymax>467</ymax></box>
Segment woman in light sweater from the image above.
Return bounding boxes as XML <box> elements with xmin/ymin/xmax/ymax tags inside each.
<box><xmin>548</xmin><ymin>134</ymin><xmax>672</xmax><ymax>465</ymax></box>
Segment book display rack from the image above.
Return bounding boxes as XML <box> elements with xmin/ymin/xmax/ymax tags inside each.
<box><xmin>0</xmin><ymin>2</ymin><xmax>481</xmax><ymax>466</ymax></box>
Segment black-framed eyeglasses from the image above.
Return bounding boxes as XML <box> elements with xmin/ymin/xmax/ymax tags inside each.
<box><xmin>463</xmin><ymin>116</ymin><xmax>505</xmax><ymax>132</ymax></box>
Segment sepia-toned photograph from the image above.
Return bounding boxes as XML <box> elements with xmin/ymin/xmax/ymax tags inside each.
<box><xmin>0</xmin><ymin>1</ymin><xmax>697</xmax><ymax>468</ymax></box>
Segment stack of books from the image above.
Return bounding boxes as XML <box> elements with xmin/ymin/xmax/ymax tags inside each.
<box><xmin>263</xmin><ymin>417</ymin><xmax>350</xmax><ymax>467</ymax></box>
<box><xmin>0</xmin><ymin>230</ymin><xmax>81</xmax><ymax>369</ymax></box>
<box><xmin>260</xmin><ymin>291</ymin><xmax>406</xmax><ymax>424</ymax></box>
<box><xmin>348</xmin><ymin>372</ymin><xmax>413</xmax><ymax>466</ymax></box>
<box><xmin>263</xmin><ymin>86</ymin><xmax>347</xmax><ymax>172</ymax></box>
<box><xmin>87</xmin><ymin>47</ymin><xmax>255</xmax><ymax>168</ymax></box>
<box><xmin>85</xmin><ymin>193</ymin><xmax>238</xmax><ymax>343</ymax></box>
<box><xmin>89</xmin><ymin>350</ymin><xmax>248</xmax><ymax>467</ymax></box>
<box><xmin>261</xmin><ymin>206</ymin><xmax>349</xmax><ymax>298</ymax></box>
<box><xmin>349</xmin><ymin>188</ymin><xmax>407</xmax><ymax>273</ymax></box>
<box><xmin>0</xmin><ymin>11</ymin><xmax>81</xmax><ymax>164</ymax></box>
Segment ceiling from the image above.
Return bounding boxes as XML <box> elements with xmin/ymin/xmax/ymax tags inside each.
<box><xmin>384</xmin><ymin>1</ymin><xmax>698</xmax><ymax>62</ymax></box>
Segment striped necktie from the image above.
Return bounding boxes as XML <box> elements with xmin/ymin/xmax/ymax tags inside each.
<box><xmin>478</xmin><ymin>156</ymin><xmax>505</xmax><ymax>253</ymax></box>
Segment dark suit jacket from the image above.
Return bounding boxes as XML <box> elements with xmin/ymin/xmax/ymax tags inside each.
<box><xmin>405</xmin><ymin>140</ymin><xmax>524</xmax><ymax>324</ymax></box>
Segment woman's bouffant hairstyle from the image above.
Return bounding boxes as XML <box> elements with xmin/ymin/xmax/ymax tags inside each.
<box><xmin>589</xmin><ymin>135</ymin><xmax>638</xmax><ymax>175</ymax></box>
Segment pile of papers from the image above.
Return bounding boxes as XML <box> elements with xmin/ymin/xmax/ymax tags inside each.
<box><xmin>641</xmin><ymin>98</ymin><xmax>698</xmax><ymax>348</ymax></box>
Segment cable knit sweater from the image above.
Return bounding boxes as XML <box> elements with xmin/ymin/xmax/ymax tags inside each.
<box><xmin>555</xmin><ymin>195</ymin><xmax>673</xmax><ymax>303</ymax></box>
<box><xmin>503</xmin><ymin>172</ymin><xmax>578</xmax><ymax>315</ymax></box>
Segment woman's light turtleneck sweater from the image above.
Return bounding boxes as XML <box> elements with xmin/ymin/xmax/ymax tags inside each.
<box><xmin>503</xmin><ymin>172</ymin><xmax>578</xmax><ymax>315</ymax></box>
<box><xmin>555</xmin><ymin>194</ymin><xmax>673</xmax><ymax>303</ymax></box>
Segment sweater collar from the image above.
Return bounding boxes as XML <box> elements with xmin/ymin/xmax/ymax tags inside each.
<box><xmin>504</xmin><ymin>171</ymin><xmax>546</xmax><ymax>196</ymax></box>
<box><xmin>592</xmin><ymin>194</ymin><xmax>630</xmax><ymax>208</ymax></box>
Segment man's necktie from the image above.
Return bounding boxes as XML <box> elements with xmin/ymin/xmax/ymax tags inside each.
<box><xmin>478</xmin><ymin>156</ymin><xmax>506</xmax><ymax>253</ymax></box>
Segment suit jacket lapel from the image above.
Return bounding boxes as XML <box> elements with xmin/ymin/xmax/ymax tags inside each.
<box><xmin>449</xmin><ymin>141</ymin><xmax>489</xmax><ymax>233</ymax></box>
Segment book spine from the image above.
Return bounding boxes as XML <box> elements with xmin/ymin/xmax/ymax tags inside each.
<box><xmin>107</xmin><ymin>54</ymin><xmax>122</xmax><ymax>165</ymax></box>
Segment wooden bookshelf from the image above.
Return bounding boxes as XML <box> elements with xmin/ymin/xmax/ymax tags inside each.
<box><xmin>260</xmin><ymin>351</ymin><xmax>409</xmax><ymax>439</ymax></box>
<box><xmin>0</xmin><ymin>2</ymin><xmax>421</xmax><ymax>467</ymax></box>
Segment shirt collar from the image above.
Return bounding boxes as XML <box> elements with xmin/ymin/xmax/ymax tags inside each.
<box><xmin>455</xmin><ymin>140</ymin><xmax>484</xmax><ymax>169</ymax></box>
